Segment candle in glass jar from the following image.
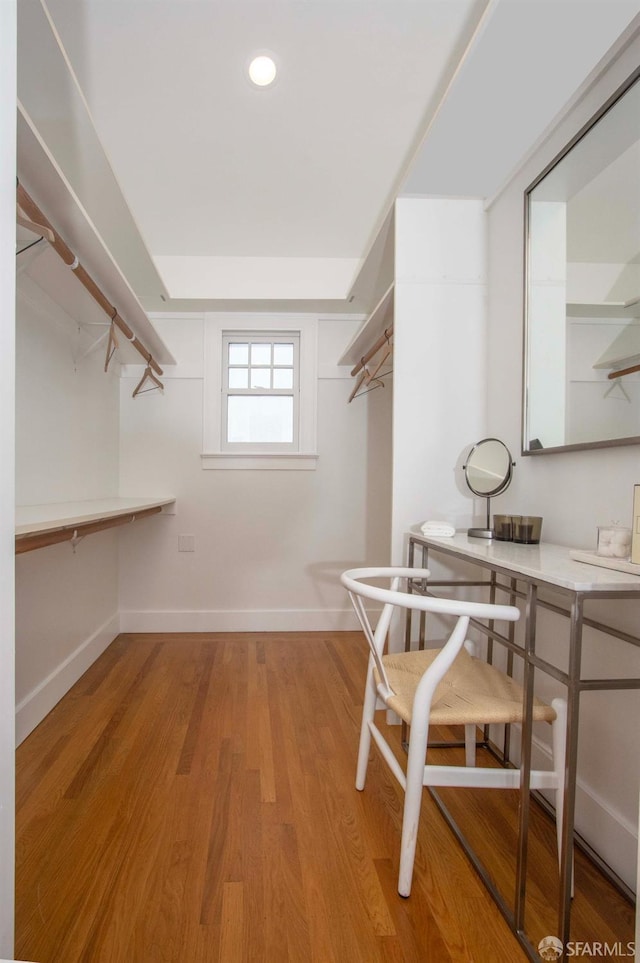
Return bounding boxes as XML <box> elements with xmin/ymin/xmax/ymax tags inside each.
<box><xmin>513</xmin><ymin>515</ymin><xmax>542</xmax><ymax>544</ymax></box>
<box><xmin>493</xmin><ymin>515</ymin><xmax>513</xmax><ymax>541</ymax></box>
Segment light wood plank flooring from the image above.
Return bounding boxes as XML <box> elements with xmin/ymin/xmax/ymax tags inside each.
<box><xmin>16</xmin><ymin>633</ymin><xmax>635</xmax><ymax>962</ymax></box>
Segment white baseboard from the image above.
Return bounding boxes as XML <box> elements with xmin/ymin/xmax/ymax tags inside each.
<box><xmin>15</xmin><ymin>612</ymin><xmax>120</xmax><ymax>746</ymax></box>
<box><xmin>511</xmin><ymin>728</ymin><xmax>638</xmax><ymax>892</ymax></box>
<box><xmin>571</xmin><ymin>771</ymin><xmax>638</xmax><ymax>893</ymax></box>
<box><xmin>15</xmin><ymin>608</ymin><xmax>360</xmax><ymax>745</ymax></box>
<box><xmin>119</xmin><ymin>607</ymin><xmax>361</xmax><ymax>633</ymax></box>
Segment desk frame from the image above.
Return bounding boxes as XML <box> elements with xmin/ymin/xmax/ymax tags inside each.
<box><xmin>407</xmin><ymin>534</ymin><xmax>640</xmax><ymax>962</ymax></box>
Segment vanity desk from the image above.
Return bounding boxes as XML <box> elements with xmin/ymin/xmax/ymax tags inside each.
<box><xmin>405</xmin><ymin>530</ymin><xmax>640</xmax><ymax>961</ymax></box>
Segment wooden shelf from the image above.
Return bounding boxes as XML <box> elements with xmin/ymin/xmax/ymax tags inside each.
<box><xmin>345</xmin><ymin>206</ymin><xmax>395</xmax><ymax>316</ymax></box>
<box><xmin>17</xmin><ymin>108</ymin><xmax>175</xmax><ymax>368</ymax></box>
<box><xmin>15</xmin><ymin>496</ymin><xmax>175</xmax><ymax>554</ymax></box>
<box><xmin>338</xmin><ymin>282</ymin><xmax>394</xmax><ymax>367</ymax></box>
<box><xmin>567</xmin><ymin>299</ymin><xmax>640</xmax><ymax>319</ymax></box>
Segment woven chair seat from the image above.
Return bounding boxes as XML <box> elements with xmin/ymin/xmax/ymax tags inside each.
<box><xmin>375</xmin><ymin>647</ymin><xmax>556</xmax><ymax>727</ymax></box>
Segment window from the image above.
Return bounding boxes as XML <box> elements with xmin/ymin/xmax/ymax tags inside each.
<box><xmin>202</xmin><ymin>315</ymin><xmax>318</xmax><ymax>470</ymax></box>
<box><xmin>223</xmin><ymin>334</ymin><xmax>298</xmax><ymax>450</ymax></box>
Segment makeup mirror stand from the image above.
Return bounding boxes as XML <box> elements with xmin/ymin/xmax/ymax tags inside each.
<box><xmin>463</xmin><ymin>437</ymin><xmax>515</xmax><ymax>539</ymax></box>
<box><xmin>468</xmin><ymin>495</ymin><xmax>495</xmax><ymax>539</ymax></box>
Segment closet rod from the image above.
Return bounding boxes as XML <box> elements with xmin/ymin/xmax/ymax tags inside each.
<box><xmin>15</xmin><ymin>505</ymin><xmax>163</xmax><ymax>555</ymax></box>
<box><xmin>350</xmin><ymin>323</ymin><xmax>393</xmax><ymax>377</ymax></box>
<box><xmin>16</xmin><ymin>182</ymin><xmax>163</xmax><ymax>377</ymax></box>
<box><xmin>608</xmin><ymin>362</ymin><xmax>640</xmax><ymax>380</ymax></box>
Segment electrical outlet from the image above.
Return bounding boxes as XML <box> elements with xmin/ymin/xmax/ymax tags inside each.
<box><xmin>178</xmin><ymin>534</ymin><xmax>195</xmax><ymax>552</ymax></box>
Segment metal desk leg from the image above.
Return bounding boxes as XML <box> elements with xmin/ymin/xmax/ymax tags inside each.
<box><xmin>558</xmin><ymin>595</ymin><xmax>584</xmax><ymax>955</ymax></box>
<box><xmin>503</xmin><ymin>577</ymin><xmax>518</xmax><ymax>764</ymax></box>
<box><xmin>515</xmin><ymin>583</ymin><xmax>537</xmax><ymax>933</ymax></box>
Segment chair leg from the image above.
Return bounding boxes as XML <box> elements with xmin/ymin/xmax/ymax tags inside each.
<box><xmin>462</xmin><ymin>641</ymin><xmax>478</xmax><ymax>766</ymax></box>
<box><xmin>465</xmin><ymin>724</ymin><xmax>477</xmax><ymax>767</ymax></box>
<box><xmin>356</xmin><ymin>665</ymin><xmax>377</xmax><ymax>791</ymax></box>
<box><xmin>398</xmin><ymin>721</ymin><xmax>430</xmax><ymax>897</ymax></box>
<box><xmin>551</xmin><ymin>697</ymin><xmax>574</xmax><ymax>896</ymax></box>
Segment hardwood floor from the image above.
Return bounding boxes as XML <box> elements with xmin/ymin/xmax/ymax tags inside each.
<box><xmin>16</xmin><ymin>633</ymin><xmax>635</xmax><ymax>962</ymax></box>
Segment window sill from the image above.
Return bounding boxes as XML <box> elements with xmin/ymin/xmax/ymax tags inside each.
<box><xmin>201</xmin><ymin>452</ymin><xmax>319</xmax><ymax>471</ymax></box>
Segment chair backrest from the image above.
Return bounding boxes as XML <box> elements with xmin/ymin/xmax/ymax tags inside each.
<box><xmin>341</xmin><ymin>567</ymin><xmax>521</xmax><ymax>700</ymax></box>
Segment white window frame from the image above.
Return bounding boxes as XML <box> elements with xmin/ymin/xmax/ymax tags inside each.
<box><xmin>222</xmin><ymin>331</ymin><xmax>299</xmax><ymax>453</ymax></box>
<box><xmin>202</xmin><ymin>314</ymin><xmax>318</xmax><ymax>470</ymax></box>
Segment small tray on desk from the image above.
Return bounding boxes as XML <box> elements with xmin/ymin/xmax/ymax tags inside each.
<box><xmin>569</xmin><ymin>549</ymin><xmax>640</xmax><ymax>577</ymax></box>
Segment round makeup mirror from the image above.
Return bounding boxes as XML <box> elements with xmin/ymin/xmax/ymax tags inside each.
<box><xmin>464</xmin><ymin>438</ymin><xmax>515</xmax><ymax>538</ymax></box>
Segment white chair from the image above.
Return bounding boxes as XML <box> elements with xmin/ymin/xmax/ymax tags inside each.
<box><xmin>341</xmin><ymin>566</ymin><xmax>568</xmax><ymax>898</ymax></box>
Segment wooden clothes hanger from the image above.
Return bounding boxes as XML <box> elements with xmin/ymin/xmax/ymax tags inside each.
<box><xmin>348</xmin><ymin>367</ymin><xmax>368</xmax><ymax>402</ymax></box>
<box><xmin>16</xmin><ymin>204</ymin><xmax>55</xmax><ymax>244</ymax></box>
<box><xmin>104</xmin><ymin>320</ymin><xmax>119</xmax><ymax>372</ymax></box>
<box><xmin>604</xmin><ymin>378</ymin><xmax>632</xmax><ymax>402</ymax></box>
<box><xmin>366</xmin><ymin>345</ymin><xmax>392</xmax><ymax>383</ymax></box>
<box><xmin>133</xmin><ymin>364</ymin><xmax>164</xmax><ymax>397</ymax></box>
<box><xmin>348</xmin><ymin>336</ymin><xmax>393</xmax><ymax>402</ymax></box>
<box><xmin>17</xmin><ymin>182</ymin><xmax>164</xmax><ymax>380</ymax></box>
<box><xmin>350</xmin><ymin>324</ymin><xmax>393</xmax><ymax>378</ymax></box>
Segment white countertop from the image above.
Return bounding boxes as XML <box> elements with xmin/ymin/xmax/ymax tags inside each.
<box><xmin>16</xmin><ymin>496</ymin><xmax>176</xmax><ymax>536</ymax></box>
<box><xmin>409</xmin><ymin>529</ymin><xmax>640</xmax><ymax>593</ymax></box>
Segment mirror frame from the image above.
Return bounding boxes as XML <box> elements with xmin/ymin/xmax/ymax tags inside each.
<box><xmin>464</xmin><ymin>437</ymin><xmax>514</xmax><ymax>497</ymax></box>
<box><xmin>464</xmin><ymin>437</ymin><xmax>515</xmax><ymax>539</ymax></box>
<box><xmin>522</xmin><ymin>64</ymin><xmax>640</xmax><ymax>456</ymax></box>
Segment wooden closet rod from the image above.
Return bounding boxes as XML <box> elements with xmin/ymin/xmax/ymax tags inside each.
<box><xmin>608</xmin><ymin>362</ymin><xmax>640</xmax><ymax>380</ymax></box>
<box><xmin>16</xmin><ymin>182</ymin><xmax>163</xmax><ymax>377</ymax></box>
<box><xmin>15</xmin><ymin>506</ymin><xmax>163</xmax><ymax>555</ymax></box>
<box><xmin>350</xmin><ymin>324</ymin><xmax>393</xmax><ymax>377</ymax></box>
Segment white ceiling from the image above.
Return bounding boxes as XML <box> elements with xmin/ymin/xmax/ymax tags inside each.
<box><xmin>16</xmin><ymin>0</ymin><xmax>640</xmax><ymax>317</ymax></box>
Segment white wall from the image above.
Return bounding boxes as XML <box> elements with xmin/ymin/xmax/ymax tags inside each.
<box><xmin>11</xmin><ymin>281</ymin><xmax>389</xmax><ymax>719</ymax></box>
<box><xmin>15</xmin><ymin>275</ymin><xmax>120</xmax><ymax>503</ymax></box>
<box><xmin>0</xmin><ymin>3</ymin><xmax>16</xmax><ymax>954</ymax></box>
<box><xmin>391</xmin><ymin>197</ymin><xmax>489</xmax><ymax>565</ymax></box>
<box><xmin>14</xmin><ymin>269</ymin><xmax>121</xmax><ymax>743</ymax></box>
<box><xmin>118</xmin><ymin>314</ymin><xmax>379</xmax><ymax>630</ymax></box>
<box><xmin>364</xmin><ymin>368</ymin><xmax>393</xmax><ymax>565</ymax></box>
<box><xmin>486</xmin><ymin>37</ymin><xmax>640</xmax><ymax>888</ymax></box>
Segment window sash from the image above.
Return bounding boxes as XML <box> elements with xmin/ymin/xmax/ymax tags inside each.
<box><xmin>202</xmin><ymin>313</ymin><xmax>318</xmax><ymax>470</ymax></box>
<box><xmin>222</xmin><ymin>332</ymin><xmax>300</xmax><ymax>451</ymax></box>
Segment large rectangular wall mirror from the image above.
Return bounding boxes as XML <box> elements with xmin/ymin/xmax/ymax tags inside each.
<box><xmin>523</xmin><ymin>66</ymin><xmax>640</xmax><ymax>455</ymax></box>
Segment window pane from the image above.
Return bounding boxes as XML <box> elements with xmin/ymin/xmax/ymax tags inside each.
<box><xmin>251</xmin><ymin>343</ymin><xmax>271</xmax><ymax>366</ymax></box>
<box><xmin>274</xmin><ymin>343</ymin><xmax>294</xmax><ymax>366</ymax></box>
<box><xmin>227</xmin><ymin>396</ymin><xmax>293</xmax><ymax>443</ymax></box>
<box><xmin>228</xmin><ymin>343</ymin><xmax>249</xmax><ymax>365</ymax></box>
<box><xmin>228</xmin><ymin>367</ymin><xmax>248</xmax><ymax>388</ymax></box>
<box><xmin>250</xmin><ymin>368</ymin><xmax>271</xmax><ymax>389</ymax></box>
<box><xmin>273</xmin><ymin>368</ymin><xmax>293</xmax><ymax>389</ymax></box>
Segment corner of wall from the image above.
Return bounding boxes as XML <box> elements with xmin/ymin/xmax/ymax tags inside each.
<box><xmin>15</xmin><ymin>611</ymin><xmax>120</xmax><ymax>746</ymax></box>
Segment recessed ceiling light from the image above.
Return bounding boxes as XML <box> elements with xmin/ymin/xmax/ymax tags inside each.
<box><xmin>248</xmin><ymin>54</ymin><xmax>277</xmax><ymax>87</ymax></box>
